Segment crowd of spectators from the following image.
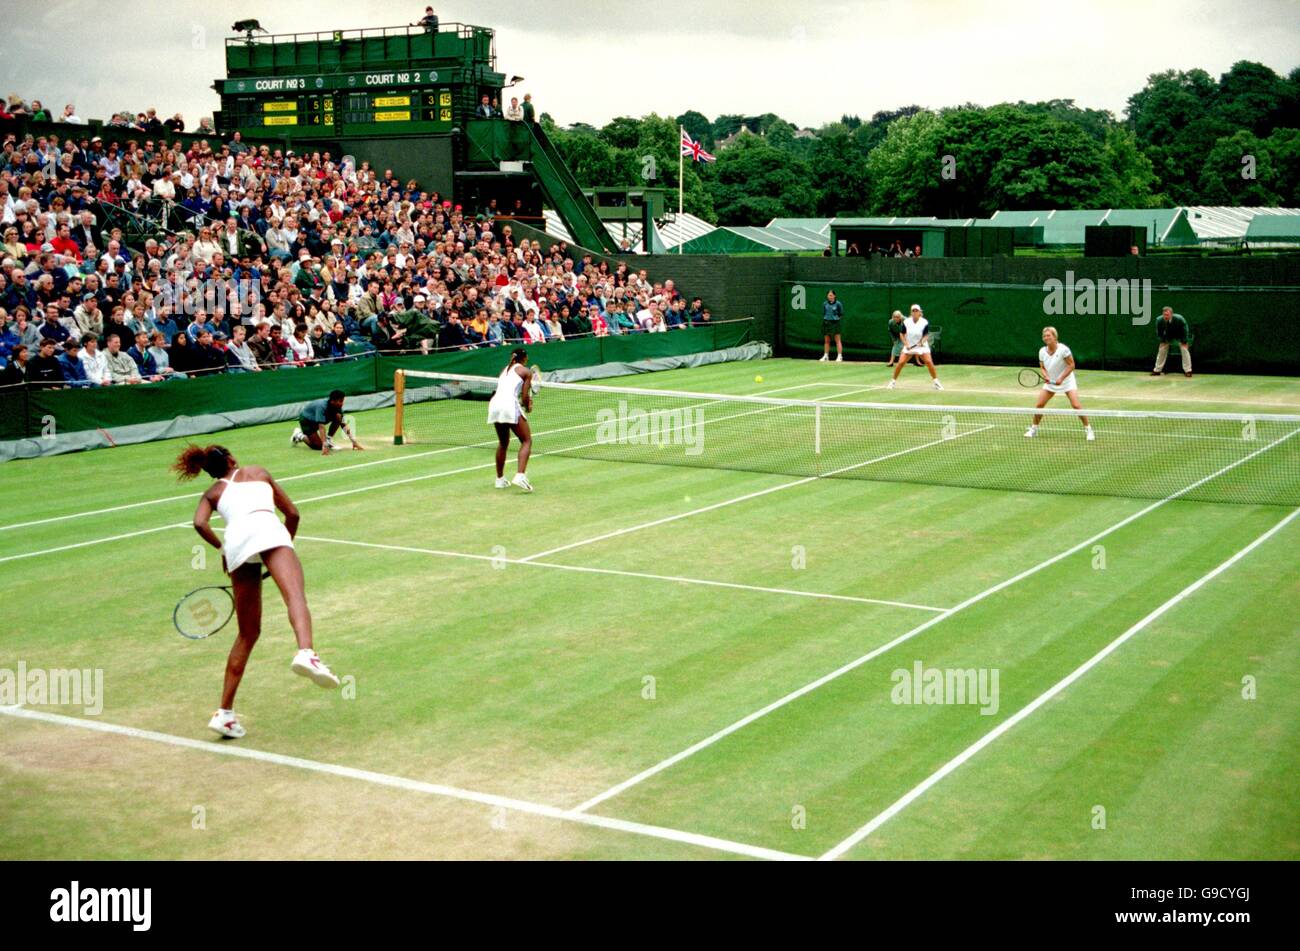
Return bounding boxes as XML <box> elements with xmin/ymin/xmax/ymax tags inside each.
<box><xmin>842</xmin><ymin>240</ymin><xmax>923</xmax><ymax>258</ymax></box>
<box><xmin>0</xmin><ymin>96</ymin><xmax>715</xmax><ymax>389</ymax></box>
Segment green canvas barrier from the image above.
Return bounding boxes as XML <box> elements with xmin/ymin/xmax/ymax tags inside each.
<box><xmin>0</xmin><ymin>342</ymin><xmax>769</xmax><ymax>462</ymax></box>
<box><xmin>781</xmin><ymin>283</ymin><xmax>1300</xmax><ymax>373</ymax></box>
<box><xmin>0</xmin><ymin>320</ymin><xmax>754</xmax><ymax>450</ymax></box>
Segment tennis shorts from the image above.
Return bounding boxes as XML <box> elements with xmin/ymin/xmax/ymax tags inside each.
<box><xmin>890</xmin><ymin>340</ymin><xmax>904</xmax><ymax>358</ymax></box>
<box><xmin>822</xmin><ymin>320</ymin><xmax>841</xmax><ymax>337</ymax></box>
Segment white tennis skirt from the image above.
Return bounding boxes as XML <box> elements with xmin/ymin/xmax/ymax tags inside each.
<box><xmin>223</xmin><ymin>511</ymin><xmax>293</xmax><ymax>572</ymax></box>
<box><xmin>903</xmin><ymin>345</ymin><xmax>931</xmax><ymax>357</ymax></box>
<box><xmin>1043</xmin><ymin>375</ymin><xmax>1078</xmax><ymax>395</ymax></box>
<box><xmin>487</xmin><ymin>398</ymin><xmax>524</xmax><ymax>425</ymax></box>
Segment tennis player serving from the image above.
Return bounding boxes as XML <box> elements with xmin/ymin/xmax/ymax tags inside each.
<box><xmin>1025</xmin><ymin>327</ymin><xmax>1094</xmax><ymax>441</ymax></box>
<box><xmin>176</xmin><ymin>444</ymin><xmax>339</xmax><ymax>739</ymax></box>
<box><xmin>488</xmin><ymin>347</ymin><xmax>535</xmax><ymax>492</ymax></box>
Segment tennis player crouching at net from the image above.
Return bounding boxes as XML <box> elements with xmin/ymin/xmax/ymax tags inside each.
<box><xmin>1025</xmin><ymin>326</ymin><xmax>1094</xmax><ymax>441</ymax></box>
<box><xmin>292</xmin><ymin>389</ymin><xmax>367</xmax><ymax>455</ymax></box>
<box><xmin>177</xmin><ymin>444</ymin><xmax>340</xmax><ymax>739</ymax></box>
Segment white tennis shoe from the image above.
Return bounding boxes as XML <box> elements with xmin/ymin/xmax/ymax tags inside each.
<box><xmin>1085</xmin><ymin>427</ymin><xmax>1096</xmax><ymax>441</ymax></box>
<box><xmin>1024</xmin><ymin>425</ymin><xmax>1038</xmax><ymax>438</ymax></box>
<box><xmin>208</xmin><ymin>709</ymin><xmax>245</xmax><ymax>739</ymax></box>
<box><xmin>292</xmin><ymin>649</ymin><xmax>340</xmax><ymax>688</ymax></box>
<box><xmin>819</xmin><ymin>354</ymin><xmax>829</xmax><ymax>362</ymax></box>
<box><xmin>835</xmin><ymin>354</ymin><xmax>843</xmax><ymax>363</ymax></box>
<box><xmin>494</xmin><ymin>477</ymin><xmax>510</xmax><ymax>489</ymax></box>
<box><xmin>933</xmin><ymin>380</ymin><xmax>944</xmax><ymax>390</ymax></box>
<box><xmin>512</xmin><ymin>473</ymin><xmax>534</xmax><ymax>493</ymax></box>
<box><xmin>887</xmin><ymin>379</ymin><xmax>896</xmax><ymax>389</ymax></box>
<box><xmin>290</xmin><ymin>427</ymin><xmax>305</xmax><ymax>446</ymax></box>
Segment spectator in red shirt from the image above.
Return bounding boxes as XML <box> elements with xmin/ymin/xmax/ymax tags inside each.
<box><xmin>49</xmin><ymin>224</ymin><xmax>82</xmax><ymax>261</ymax></box>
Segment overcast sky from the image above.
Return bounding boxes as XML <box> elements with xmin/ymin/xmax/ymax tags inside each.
<box><xmin>5</xmin><ymin>0</ymin><xmax>1298</xmax><ymax>130</ymax></box>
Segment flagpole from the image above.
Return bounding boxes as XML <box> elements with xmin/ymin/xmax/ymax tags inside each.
<box><xmin>678</xmin><ymin>125</ymin><xmax>684</xmax><ymax>255</ymax></box>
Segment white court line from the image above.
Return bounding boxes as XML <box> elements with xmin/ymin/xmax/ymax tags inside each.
<box><xmin>0</xmin><ymin>706</ymin><xmax>806</xmax><ymax>862</ymax></box>
<box><xmin>819</xmin><ymin>504</ymin><xmax>1300</xmax><ymax>860</ymax></box>
<box><xmin>0</xmin><ymin>521</ymin><xmax>192</xmax><ymax>564</ymax></box>
<box><xmin>519</xmin><ymin>425</ymin><xmax>994</xmax><ymax>563</ymax></box>
<box><xmin>296</xmin><ymin>534</ymin><xmax>948</xmax><ymax>613</ymax></box>
<box><xmin>570</xmin><ymin>426</ymin><xmax>1300</xmax><ymax>814</ymax></box>
<box><xmin>871</xmin><ymin>381</ymin><xmax>1300</xmax><ymax>410</ymax></box>
<box><xmin>0</xmin><ymin>379</ymin><xmax>838</xmax><ymax>534</ymax></box>
<box><xmin>0</xmin><ymin>443</ymin><xmax>483</xmax><ymax>533</ymax></box>
<box><xmin>0</xmin><ymin>384</ymin><xmax>883</xmax><ymax>565</ymax></box>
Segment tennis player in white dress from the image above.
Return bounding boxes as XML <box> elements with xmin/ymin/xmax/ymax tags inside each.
<box><xmin>177</xmin><ymin>444</ymin><xmax>339</xmax><ymax>739</ymax></box>
<box><xmin>888</xmin><ymin>304</ymin><xmax>943</xmax><ymax>389</ymax></box>
<box><xmin>488</xmin><ymin>347</ymin><xmax>534</xmax><ymax>492</ymax></box>
<box><xmin>1025</xmin><ymin>326</ymin><xmax>1094</xmax><ymax>441</ymax></box>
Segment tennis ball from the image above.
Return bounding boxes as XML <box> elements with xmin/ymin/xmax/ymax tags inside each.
<box><xmin>755</xmin><ymin>374</ymin><xmax>764</xmax><ymax>383</ymax></box>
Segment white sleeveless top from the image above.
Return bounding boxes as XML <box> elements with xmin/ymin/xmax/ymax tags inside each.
<box><xmin>216</xmin><ymin>469</ymin><xmax>275</xmax><ymax>525</ymax></box>
<box><xmin>492</xmin><ymin>364</ymin><xmax>524</xmax><ymax>404</ymax></box>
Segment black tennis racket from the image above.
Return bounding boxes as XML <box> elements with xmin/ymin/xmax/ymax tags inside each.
<box><xmin>173</xmin><ymin>570</ymin><xmax>270</xmax><ymax>640</ymax></box>
<box><xmin>1018</xmin><ymin>368</ymin><xmax>1047</xmax><ymax>388</ymax></box>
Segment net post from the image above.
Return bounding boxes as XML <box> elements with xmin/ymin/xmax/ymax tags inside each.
<box><xmin>393</xmin><ymin>369</ymin><xmax>405</xmax><ymax>445</ymax></box>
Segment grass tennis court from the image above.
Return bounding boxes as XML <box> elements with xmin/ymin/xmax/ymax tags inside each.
<box><xmin>1</xmin><ymin>358</ymin><xmax>1297</xmax><ymax>860</ymax></box>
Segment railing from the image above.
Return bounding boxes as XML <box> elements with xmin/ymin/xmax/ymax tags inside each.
<box><xmin>225</xmin><ymin>22</ymin><xmax>493</xmax><ymax>48</ymax></box>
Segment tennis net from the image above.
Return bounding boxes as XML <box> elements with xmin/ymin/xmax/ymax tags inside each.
<box><xmin>394</xmin><ymin>369</ymin><xmax>1300</xmax><ymax>506</ymax></box>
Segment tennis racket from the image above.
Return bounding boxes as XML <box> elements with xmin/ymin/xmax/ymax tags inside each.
<box><xmin>529</xmin><ymin>366</ymin><xmax>543</xmax><ymax>396</ymax></box>
<box><xmin>1018</xmin><ymin>368</ymin><xmax>1047</xmax><ymax>388</ymax></box>
<box><xmin>173</xmin><ymin>569</ymin><xmax>270</xmax><ymax>640</ymax></box>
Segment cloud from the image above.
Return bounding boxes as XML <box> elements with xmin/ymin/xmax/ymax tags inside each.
<box><xmin>5</xmin><ymin>0</ymin><xmax>1297</xmax><ymax>132</ymax></box>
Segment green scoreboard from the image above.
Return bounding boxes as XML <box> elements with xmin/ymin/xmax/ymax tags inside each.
<box><xmin>217</xmin><ymin>71</ymin><xmax>457</xmax><ymax>138</ymax></box>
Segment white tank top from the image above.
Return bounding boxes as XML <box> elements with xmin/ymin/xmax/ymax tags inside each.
<box><xmin>491</xmin><ymin>363</ymin><xmax>524</xmax><ymax>405</ymax></box>
<box><xmin>216</xmin><ymin>469</ymin><xmax>275</xmax><ymax>524</ymax></box>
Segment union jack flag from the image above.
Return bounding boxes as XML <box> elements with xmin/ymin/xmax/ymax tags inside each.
<box><xmin>680</xmin><ymin>129</ymin><xmax>716</xmax><ymax>163</ymax></box>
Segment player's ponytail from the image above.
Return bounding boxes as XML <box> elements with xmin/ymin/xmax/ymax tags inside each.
<box><xmin>172</xmin><ymin>444</ymin><xmax>232</xmax><ymax>481</ymax></box>
<box><xmin>508</xmin><ymin>347</ymin><xmax>528</xmax><ymax>366</ymax></box>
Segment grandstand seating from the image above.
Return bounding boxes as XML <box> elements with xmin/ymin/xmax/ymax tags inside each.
<box><xmin>0</xmin><ymin>106</ymin><xmax>714</xmax><ymax>390</ymax></box>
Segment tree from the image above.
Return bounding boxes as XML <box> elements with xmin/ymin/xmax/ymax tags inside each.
<box><xmin>1126</xmin><ymin>69</ymin><xmax>1231</xmax><ymax>202</ymax></box>
<box><xmin>1263</xmin><ymin>126</ymin><xmax>1300</xmax><ymax>204</ymax></box>
<box><xmin>1196</xmin><ymin>129</ymin><xmax>1283</xmax><ymax>204</ymax></box>
<box><xmin>863</xmin><ymin>109</ymin><xmax>945</xmax><ymax>215</ymax></box>
<box><xmin>707</xmin><ymin>136</ymin><xmax>816</xmax><ymax>224</ymax></box>
<box><xmin>809</xmin><ymin>130</ymin><xmax>870</xmax><ymax>216</ymax></box>
<box><xmin>1098</xmin><ymin>127</ymin><xmax>1162</xmax><ymax>207</ymax></box>
<box><xmin>552</xmin><ymin>131</ymin><xmax>632</xmax><ymax>189</ymax></box>
<box><xmin>853</xmin><ymin>105</ymin><xmax>923</xmax><ymax>153</ymax></box>
<box><xmin>866</xmin><ymin>106</ymin><xmax>1120</xmax><ymax>216</ymax></box>
<box><xmin>599</xmin><ymin>116</ymin><xmax>643</xmax><ymax>150</ymax></box>
<box><xmin>1015</xmin><ymin>99</ymin><xmax>1115</xmax><ymax>143</ymax></box>
<box><xmin>1215</xmin><ymin>61</ymin><xmax>1293</xmax><ymax>135</ymax></box>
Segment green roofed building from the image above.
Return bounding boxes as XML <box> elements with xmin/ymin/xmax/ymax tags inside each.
<box><xmin>988</xmin><ymin>208</ymin><xmax>1199</xmax><ymax>246</ymax></box>
<box><xmin>827</xmin><ymin>217</ymin><xmax>1016</xmax><ymax>257</ymax></box>
<box><xmin>1244</xmin><ymin>214</ymin><xmax>1300</xmax><ymax>243</ymax></box>
<box><xmin>766</xmin><ymin>218</ymin><xmax>834</xmax><ymax>237</ymax></box>
<box><xmin>672</xmin><ymin>225</ymin><xmax>828</xmax><ymax>254</ymax></box>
